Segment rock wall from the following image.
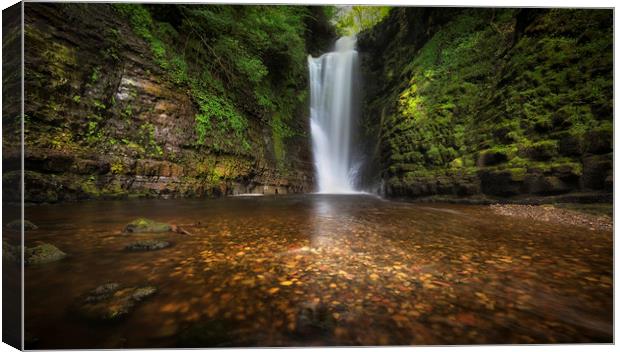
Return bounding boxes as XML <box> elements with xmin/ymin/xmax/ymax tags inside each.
<box><xmin>358</xmin><ymin>8</ymin><xmax>612</xmax><ymax>200</ymax></box>
<box><xmin>4</xmin><ymin>3</ymin><xmax>334</xmax><ymax>203</ymax></box>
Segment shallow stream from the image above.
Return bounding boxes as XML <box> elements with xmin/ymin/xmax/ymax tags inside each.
<box><xmin>15</xmin><ymin>194</ymin><xmax>613</xmax><ymax>347</ymax></box>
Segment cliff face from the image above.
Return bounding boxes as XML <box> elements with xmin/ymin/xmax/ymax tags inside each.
<box><xmin>4</xmin><ymin>3</ymin><xmax>334</xmax><ymax>203</ymax></box>
<box><xmin>358</xmin><ymin>8</ymin><xmax>613</xmax><ymax>200</ymax></box>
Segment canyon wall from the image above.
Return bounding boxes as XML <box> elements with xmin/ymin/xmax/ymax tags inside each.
<box><xmin>3</xmin><ymin>3</ymin><xmax>334</xmax><ymax>203</ymax></box>
<box><xmin>358</xmin><ymin>8</ymin><xmax>613</xmax><ymax>201</ymax></box>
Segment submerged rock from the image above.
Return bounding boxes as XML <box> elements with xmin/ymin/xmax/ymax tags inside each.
<box><xmin>125</xmin><ymin>240</ymin><xmax>171</xmax><ymax>251</ymax></box>
<box><xmin>6</xmin><ymin>219</ymin><xmax>38</xmax><ymax>231</ymax></box>
<box><xmin>25</xmin><ymin>243</ymin><xmax>67</xmax><ymax>265</ymax></box>
<box><xmin>123</xmin><ymin>218</ymin><xmax>171</xmax><ymax>234</ymax></box>
<box><xmin>73</xmin><ymin>282</ymin><xmax>156</xmax><ymax>322</ymax></box>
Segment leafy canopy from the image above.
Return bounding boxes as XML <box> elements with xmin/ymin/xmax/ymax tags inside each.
<box><xmin>334</xmin><ymin>6</ymin><xmax>391</xmax><ymax>36</ymax></box>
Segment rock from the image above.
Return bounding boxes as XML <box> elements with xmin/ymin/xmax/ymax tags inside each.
<box><xmin>73</xmin><ymin>282</ymin><xmax>156</xmax><ymax>322</ymax></box>
<box><xmin>125</xmin><ymin>240</ymin><xmax>171</xmax><ymax>251</ymax></box>
<box><xmin>6</xmin><ymin>219</ymin><xmax>38</xmax><ymax>231</ymax></box>
<box><xmin>583</xmin><ymin>129</ymin><xmax>612</xmax><ymax>154</ymax></box>
<box><xmin>479</xmin><ymin>170</ymin><xmax>523</xmax><ymax>197</ymax></box>
<box><xmin>123</xmin><ymin>218</ymin><xmax>171</xmax><ymax>233</ymax></box>
<box><xmin>455</xmin><ymin>182</ymin><xmax>479</xmax><ymax>196</ymax></box>
<box><xmin>25</xmin><ymin>243</ymin><xmax>67</xmax><ymax>265</ymax></box>
<box><xmin>550</xmin><ymin>164</ymin><xmax>581</xmax><ymax>185</ymax></box>
<box><xmin>476</xmin><ymin>150</ymin><xmax>508</xmax><ymax>167</ymax></box>
<box><xmin>524</xmin><ymin>175</ymin><xmax>571</xmax><ymax>195</ymax></box>
<box><xmin>521</xmin><ymin>140</ymin><xmax>558</xmax><ymax>161</ymax></box>
<box><xmin>557</xmin><ymin>133</ymin><xmax>582</xmax><ymax>156</ymax></box>
<box><xmin>581</xmin><ymin>154</ymin><xmax>612</xmax><ymax>190</ymax></box>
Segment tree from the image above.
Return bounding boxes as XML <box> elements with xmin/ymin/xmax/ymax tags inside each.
<box><xmin>335</xmin><ymin>6</ymin><xmax>391</xmax><ymax>36</ymax></box>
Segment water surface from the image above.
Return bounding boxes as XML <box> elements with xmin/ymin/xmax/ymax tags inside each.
<box><xmin>22</xmin><ymin>194</ymin><xmax>612</xmax><ymax>347</ymax></box>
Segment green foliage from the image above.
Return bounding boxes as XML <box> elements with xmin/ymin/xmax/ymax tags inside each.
<box><xmin>115</xmin><ymin>4</ymin><xmax>311</xmax><ymax>160</ymax></box>
<box><xmin>139</xmin><ymin>122</ymin><xmax>164</xmax><ymax>157</ymax></box>
<box><xmin>335</xmin><ymin>6</ymin><xmax>391</xmax><ymax>36</ymax></box>
<box><xmin>92</xmin><ymin>100</ymin><xmax>106</xmax><ymax>110</ymax></box>
<box><xmin>90</xmin><ymin>66</ymin><xmax>100</xmax><ymax>83</ymax></box>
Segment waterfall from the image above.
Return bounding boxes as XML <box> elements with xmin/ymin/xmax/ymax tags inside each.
<box><xmin>308</xmin><ymin>36</ymin><xmax>360</xmax><ymax>194</ymax></box>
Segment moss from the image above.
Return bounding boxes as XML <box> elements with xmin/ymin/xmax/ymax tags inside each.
<box><xmin>369</xmin><ymin>8</ymin><xmax>611</xmax><ymax>193</ymax></box>
<box><xmin>124</xmin><ymin>218</ymin><xmax>171</xmax><ymax>233</ymax></box>
<box><xmin>522</xmin><ymin>140</ymin><xmax>558</xmax><ymax>161</ymax></box>
<box><xmin>110</xmin><ymin>161</ymin><xmax>124</xmax><ymax>174</ymax></box>
<box><xmin>506</xmin><ymin>167</ymin><xmax>527</xmax><ymax>181</ymax></box>
<box><xmin>81</xmin><ymin>178</ymin><xmax>101</xmax><ymax>197</ymax></box>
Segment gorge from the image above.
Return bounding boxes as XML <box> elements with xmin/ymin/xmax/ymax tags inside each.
<box><xmin>2</xmin><ymin>3</ymin><xmax>613</xmax><ymax>349</ymax></box>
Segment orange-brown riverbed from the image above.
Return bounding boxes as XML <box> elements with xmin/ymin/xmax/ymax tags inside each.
<box><xmin>19</xmin><ymin>194</ymin><xmax>612</xmax><ymax>347</ymax></box>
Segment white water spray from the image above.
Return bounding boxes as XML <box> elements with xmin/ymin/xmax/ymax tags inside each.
<box><xmin>308</xmin><ymin>36</ymin><xmax>360</xmax><ymax>194</ymax></box>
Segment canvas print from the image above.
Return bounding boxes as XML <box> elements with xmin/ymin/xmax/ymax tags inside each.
<box><xmin>2</xmin><ymin>2</ymin><xmax>613</xmax><ymax>349</ymax></box>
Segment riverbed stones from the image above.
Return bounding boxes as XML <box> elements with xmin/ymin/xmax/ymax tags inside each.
<box><xmin>25</xmin><ymin>243</ymin><xmax>67</xmax><ymax>265</ymax></box>
<box><xmin>125</xmin><ymin>240</ymin><xmax>171</xmax><ymax>251</ymax></box>
<box><xmin>3</xmin><ymin>242</ymin><xmax>67</xmax><ymax>265</ymax></box>
<box><xmin>124</xmin><ymin>218</ymin><xmax>171</xmax><ymax>234</ymax></box>
<box><xmin>73</xmin><ymin>282</ymin><xmax>156</xmax><ymax>322</ymax></box>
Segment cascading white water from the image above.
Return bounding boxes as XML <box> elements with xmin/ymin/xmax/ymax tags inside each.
<box><xmin>308</xmin><ymin>36</ymin><xmax>359</xmax><ymax>194</ymax></box>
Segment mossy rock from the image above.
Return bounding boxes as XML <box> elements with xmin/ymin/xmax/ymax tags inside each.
<box><xmin>125</xmin><ymin>240</ymin><xmax>171</xmax><ymax>251</ymax></box>
<box><xmin>6</xmin><ymin>219</ymin><xmax>38</xmax><ymax>231</ymax></box>
<box><xmin>72</xmin><ymin>282</ymin><xmax>156</xmax><ymax>322</ymax></box>
<box><xmin>25</xmin><ymin>243</ymin><xmax>67</xmax><ymax>265</ymax></box>
<box><xmin>521</xmin><ymin>140</ymin><xmax>558</xmax><ymax>161</ymax></box>
<box><xmin>123</xmin><ymin>218</ymin><xmax>171</xmax><ymax>234</ymax></box>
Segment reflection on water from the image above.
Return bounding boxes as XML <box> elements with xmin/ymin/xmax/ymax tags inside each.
<box><xmin>22</xmin><ymin>195</ymin><xmax>612</xmax><ymax>348</ymax></box>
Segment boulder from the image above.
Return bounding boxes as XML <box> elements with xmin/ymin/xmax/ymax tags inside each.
<box><xmin>25</xmin><ymin>243</ymin><xmax>67</xmax><ymax>265</ymax></box>
<box><xmin>123</xmin><ymin>218</ymin><xmax>171</xmax><ymax>233</ymax></box>
<box><xmin>72</xmin><ymin>282</ymin><xmax>156</xmax><ymax>322</ymax></box>
<box><xmin>125</xmin><ymin>240</ymin><xmax>171</xmax><ymax>251</ymax></box>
